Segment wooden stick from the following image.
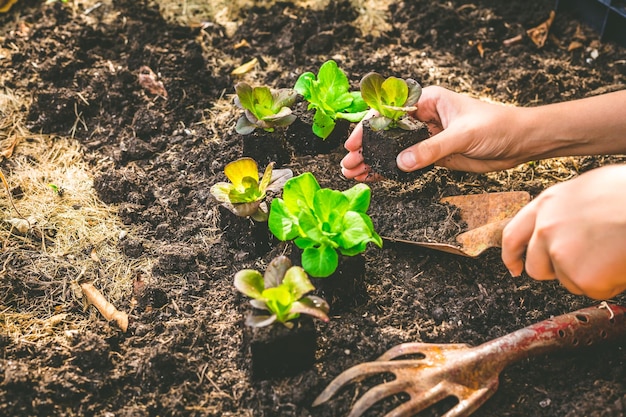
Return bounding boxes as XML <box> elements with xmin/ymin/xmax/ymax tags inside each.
<box><xmin>80</xmin><ymin>282</ymin><xmax>129</xmax><ymax>332</ymax></box>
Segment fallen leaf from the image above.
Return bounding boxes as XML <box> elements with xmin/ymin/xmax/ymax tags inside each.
<box><xmin>138</xmin><ymin>65</ymin><xmax>168</xmax><ymax>98</ymax></box>
<box><xmin>527</xmin><ymin>10</ymin><xmax>555</xmax><ymax>48</ymax></box>
<box><xmin>231</xmin><ymin>58</ymin><xmax>258</xmax><ymax>75</ymax></box>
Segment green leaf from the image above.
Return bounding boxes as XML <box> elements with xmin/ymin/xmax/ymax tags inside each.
<box><xmin>342</xmin><ymin>183</ymin><xmax>371</xmax><ymax>213</ymax></box>
<box><xmin>336</xmin><ymin>109</ymin><xmax>368</xmax><ymax>123</ymax></box>
<box><xmin>312</xmin><ymin>110</ymin><xmax>335</xmax><ymax>140</ymax></box>
<box><xmin>234</xmin><ymin>82</ymin><xmax>255</xmax><ymax>112</ymax></box>
<box><xmin>210</xmin><ymin>182</ymin><xmax>234</xmax><ymax>204</ymax></box>
<box><xmin>282</xmin><ymin>173</ymin><xmax>320</xmax><ymax>214</ymax></box>
<box><xmin>313</xmin><ymin>189</ymin><xmax>348</xmax><ymax>228</ymax></box>
<box><xmin>302</xmin><ymin>245</ymin><xmax>338</xmax><ymax>278</ymax></box>
<box><xmin>381</xmin><ymin>77</ymin><xmax>408</xmax><ymax>108</ymax></box>
<box><xmin>282</xmin><ymin>266</ymin><xmax>314</xmax><ymax>299</ymax></box>
<box><xmin>268</xmin><ymin>199</ymin><xmax>298</xmax><ymax>241</ymax></box>
<box><xmin>234</xmin><ymin>269</ymin><xmax>264</xmax><ymax>299</ymax></box>
<box><xmin>262</xmin><ymin>286</ymin><xmax>294</xmax><ymax>322</ymax></box>
<box><xmin>294</xmin><ymin>72</ymin><xmax>315</xmax><ymax>98</ymax></box>
<box><xmin>360</xmin><ymin>72</ymin><xmax>385</xmax><ymax>113</ymax></box>
<box><xmin>338</xmin><ymin>211</ymin><xmax>375</xmax><ymax>249</ymax></box>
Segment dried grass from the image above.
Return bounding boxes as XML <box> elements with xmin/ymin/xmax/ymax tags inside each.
<box><xmin>158</xmin><ymin>0</ymin><xmax>397</xmax><ymax>38</ymax></box>
<box><xmin>0</xmin><ymin>89</ymin><xmax>152</xmax><ymax>344</ymax></box>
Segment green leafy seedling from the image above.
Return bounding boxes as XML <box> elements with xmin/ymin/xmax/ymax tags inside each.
<box><xmin>294</xmin><ymin>60</ymin><xmax>368</xmax><ymax>139</ymax></box>
<box><xmin>234</xmin><ymin>255</ymin><xmax>330</xmax><ymax>328</ymax></box>
<box><xmin>268</xmin><ymin>172</ymin><xmax>382</xmax><ymax>278</ymax></box>
<box><xmin>210</xmin><ymin>157</ymin><xmax>292</xmax><ymax>221</ymax></box>
<box><xmin>359</xmin><ymin>72</ymin><xmax>422</xmax><ymax>131</ymax></box>
<box><xmin>234</xmin><ymin>82</ymin><xmax>298</xmax><ymax>134</ymax></box>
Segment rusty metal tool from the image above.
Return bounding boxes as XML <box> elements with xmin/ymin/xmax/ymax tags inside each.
<box><xmin>313</xmin><ymin>304</ymin><xmax>626</xmax><ymax>417</ymax></box>
<box><xmin>384</xmin><ymin>191</ymin><xmax>531</xmax><ymax>257</ymax></box>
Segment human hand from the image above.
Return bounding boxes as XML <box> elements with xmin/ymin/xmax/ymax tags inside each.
<box><xmin>341</xmin><ymin>86</ymin><xmax>532</xmax><ymax>180</ymax></box>
<box><xmin>501</xmin><ymin>164</ymin><xmax>626</xmax><ymax>300</ymax></box>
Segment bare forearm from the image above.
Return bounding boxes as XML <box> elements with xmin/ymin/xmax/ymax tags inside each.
<box><xmin>516</xmin><ymin>90</ymin><xmax>626</xmax><ymax>160</ymax></box>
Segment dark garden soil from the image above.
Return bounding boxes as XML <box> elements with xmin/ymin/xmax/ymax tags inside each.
<box><xmin>1</xmin><ymin>0</ymin><xmax>626</xmax><ymax>416</ymax></box>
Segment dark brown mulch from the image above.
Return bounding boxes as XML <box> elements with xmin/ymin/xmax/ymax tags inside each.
<box><xmin>1</xmin><ymin>1</ymin><xmax>625</xmax><ymax>416</ymax></box>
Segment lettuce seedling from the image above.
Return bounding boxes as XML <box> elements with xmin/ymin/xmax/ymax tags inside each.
<box><xmin>210</xmin><ymin>157</ymin><xmax>292</xmax><ymax>222</ymax></box>
<box><xmin>359</xmin><ymin>72</ymin><xmax>423</xmax><ymax>131</ymax></box>
<box><xmin>234</xmin><ymin>255</ymin><xmax>330</xmax><ymax>328</ymax></box>
<box><xmin>268</xmin><ymin>172</ymin><xmax>382</xmax><ymax>278</ymax></box>
<box><xmin>234</xmin><ymin>82</ymin><xmax>298</xmax><ymax>134</ymax></box>
<box><xmin>294</xmin><ymin>60</ymin><xmax>369</xmax><ymax>139</ymax></box>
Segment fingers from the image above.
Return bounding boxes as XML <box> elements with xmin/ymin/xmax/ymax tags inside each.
<box><xmin>341</xmin><ymin>149</ymin><xmax>363</xmax><ymax>170</ymax></box>
<box><xmin>501</xmin><ymin>202</ymin><xmax>537</xmax><ymax>277</ymax></box>
<box><xmin>345</xmin><ymin>109</ymin><xmax>377</xmax><ymax>152</ymax></box>
<box><xmin>502</xmin><ymin>198</ymin><xmax>585</xmax><ymax>296</ymax></box>
<box><xmin>344</xmin><ymin>121</ymin><xmax>363</xmax><ymax>151</ymax></box>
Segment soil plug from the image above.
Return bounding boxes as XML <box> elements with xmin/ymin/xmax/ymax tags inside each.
<box><xmin>80</xmin><ymin>282</ymin><xmax>129</xmax><ymax>332</ymax></box>
<box><xmin>359</xmin><ymin>72</ymin><xmax>432</xmax><ymax>181</ymax></box>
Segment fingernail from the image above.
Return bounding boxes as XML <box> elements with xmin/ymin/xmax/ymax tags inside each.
<box><xmin>508</xmin><ymin>269</ymin><xmax>521</xmax><ymax>278</ymax></box>
<box><xmin>398</xmin><ymin>151</ymin><xmax>417</xmax><ymax>170</ymax></box>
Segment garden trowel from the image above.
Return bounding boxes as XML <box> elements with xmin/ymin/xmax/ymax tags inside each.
<box><xmin>384</xmin><ymin>191</ymin><xmax>531</xmax><ymax>257</ymax></box>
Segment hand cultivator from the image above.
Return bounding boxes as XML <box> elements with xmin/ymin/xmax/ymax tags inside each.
<box><xmin>314</xmin><ymin>304</ymin><xmax>626</xmax><ymax>417</ymax></box>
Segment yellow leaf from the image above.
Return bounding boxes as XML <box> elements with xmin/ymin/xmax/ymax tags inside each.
<box><xmin>0</xmin><ymin>0</ymin><xmax>18</xmax><ymax>13</ymax></box>
<box><xmin>231</xmin><ymin>58</ymin><xmax>258</xmax><ymax>75</ymax></box>
<box><xmin>224</xmin><ymin>157</ymin><xmax>259</xmax><ymax>188</ymax></box>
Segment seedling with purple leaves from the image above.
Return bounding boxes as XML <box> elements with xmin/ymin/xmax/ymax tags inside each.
<box><xmin>359</xmin><ymin>71</ymin><xmax>423</xmax><ymax>131</ymax></box>
<box><xmin>234</xmin><ymin>255</ymin><xmax>330</xmax><ymax>329</ymax></box>
<box><xmin>210</xmin><ymin>157</ymin><xmax>292</xmax><ymax>222</ymax></box>
<box><xmin>234</xmin><ymin>82</ymin><xmax>297</xmax><ymax>134</ymax></box>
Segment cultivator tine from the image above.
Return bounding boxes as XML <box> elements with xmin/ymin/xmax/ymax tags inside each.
<box><xmin>381</xmin><ymin>383</ymin><xmax>449</xmax><ymax>417</ymax></box>
<box><xmin>346</xmin><ymin>379</ymin><xmax>413</xmax><ymax>417</ymax></box>
<box><xmin>377</xmin><ymin>342</ymin><xmax>471</xmax><ymax>361</ymax></box>
<box><xmin>314</xmin><ymin>360</ymin><xmax>418</xmax><ymax>406</ymax></box>
<box><xmin>439</xmin><ymin>382</ymin><xmax>498</xmax><ymax>417</ymax></box>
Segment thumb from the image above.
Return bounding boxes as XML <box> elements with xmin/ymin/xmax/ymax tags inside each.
<box><xmin>396</xmin><ymin>129</ymin><xmax>461</xmax><ymax>172</ymax></box>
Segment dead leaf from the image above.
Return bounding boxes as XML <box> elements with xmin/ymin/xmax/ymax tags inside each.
<box><xmin>568</xmin><ymin>41</ymin><xmax>584</xmax><ymax>51</ymax></box>
<box><xmin>138</xmin><ymin>66</ymin><xmax>168</xmax><ymax>98</ymax></box>
<box><xmin>0</xmin><ymin>0</ymin><xmax>18</xmax><ymax>13</ymax></box>
<box><xmin>231</xmin><ymin>58</ymin><xmax>258</xmax><ymax>75</ymax></box>
<box><xmin>234</xmin><ymin>39</ymin><xmax>250</xmax><ymax>49</ymax></box>
<box><xmin>527</xmin><ymin>10</ymin><xmax>555</xmax><ymax>48</ymax></box>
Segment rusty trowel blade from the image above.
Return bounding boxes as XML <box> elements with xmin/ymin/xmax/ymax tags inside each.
<box><xmin>440</xmin><ymin>191</ymin><xmax>531</xmax><ymax>230</ymax></box>
<box><xmin>384</xmin><ymin>191</ymin><xmax>531</xmax><ymax>257</ymax></box>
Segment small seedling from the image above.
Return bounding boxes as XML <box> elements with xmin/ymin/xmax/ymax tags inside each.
<box><xmin>234</xmin><ymin>82</ymin><xmax>297</xmax><ymax>134</ymax></box>
<box><xmin>48</xmin><ymin>183</ymin><xmax>65</xmax><ymax>197</ymax></box>
<box><xmin>210</xmin><ymin>157</ymin><xmax>292</xmax><ymax>222</ymax></box>
<box><xmin>359</xmin><ymin>72</ymin><xmax>422</xmax><ymax>131</ymax></box>
<box><xmin>234</xmin><ymin>255</ymin><xmax>330</xmax><ymax>329</ymax></box>
<box><xmin>294</xmin><ymin>60</ymin><xmax>368</xmax><ymax>139</ymax></box>
<box><xmin>268</xmin><ymin>172</ymin><xmax>382</xmax><ymax>278</ymax></box>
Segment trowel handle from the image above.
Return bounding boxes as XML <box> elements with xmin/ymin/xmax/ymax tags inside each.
<box><xmin>478</xmin><ymin>304</ymin><xmax>626</xmax><ymax>366</ymax></box>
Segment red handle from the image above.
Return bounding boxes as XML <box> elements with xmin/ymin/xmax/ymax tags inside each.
<box><xmin>478</xmin><ymin>304</ymin><xmax>626</xmax><ymax>365</ymax></box>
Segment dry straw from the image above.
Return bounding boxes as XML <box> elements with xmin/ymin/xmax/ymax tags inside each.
<box><xmin>0</xmin><ymin>89</ymin><xmax>151</xmax><ymax>344</ymax></box>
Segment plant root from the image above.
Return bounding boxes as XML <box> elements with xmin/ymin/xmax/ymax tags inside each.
<box><xmin>80</xmin><ymin>282</ymin><xmax>129</xmax><ymax>332</ymax></box>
